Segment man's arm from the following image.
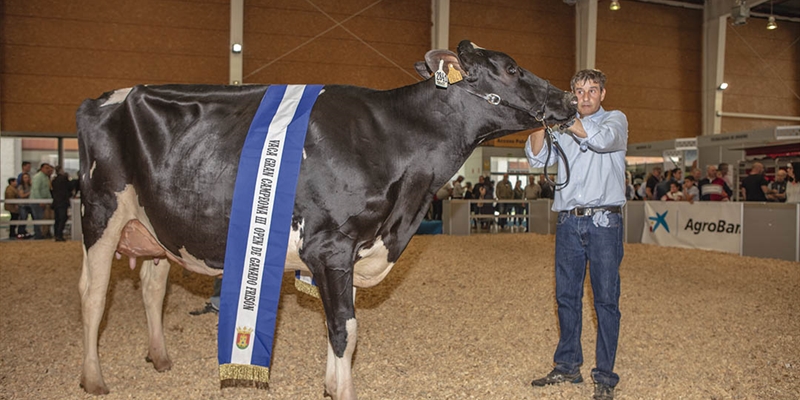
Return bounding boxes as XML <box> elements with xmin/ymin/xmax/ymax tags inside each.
<box><xmin>569</xmin><ymin>111</ymin><xmax>628</xmax><ymax>153</ymax></box>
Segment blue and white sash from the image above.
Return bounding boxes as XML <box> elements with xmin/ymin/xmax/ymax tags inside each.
<box><xmin>218</xmin><ymin>84</ymin><xmax>323</xmax><ymax>386</ymax></box>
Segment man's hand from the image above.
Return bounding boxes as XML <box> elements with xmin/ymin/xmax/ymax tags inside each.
<box><xmin>566</xmin><ymin>118</ymin><xmax>588</xmax><ymax>139</ymax></box>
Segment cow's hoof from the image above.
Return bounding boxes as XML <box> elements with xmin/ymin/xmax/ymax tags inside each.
<box><xmin>145</xmin><ymin>355</ymin><xmax>173</xmax><ymax>372</ymax></box>
<box><xmin>80</xmin><ymin>380</ymin><xmax>110</xmax><ymax>395</ymax></box>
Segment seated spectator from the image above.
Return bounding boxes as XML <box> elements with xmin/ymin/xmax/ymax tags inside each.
<box><xmin>661</xmin><ymin>181</ymin><xmax>684</xmax><ymax>201</ymax></box>
<box><xmin>683</xmin><ymin>175</ymin><xmax>699</xmax><ymax>203</ymax></box>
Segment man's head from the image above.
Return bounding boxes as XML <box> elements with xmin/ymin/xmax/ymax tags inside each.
<box><xmin>684</xmin><ymin>175</ymin><xmax>695</xmax><ymax>187</ymax></box>
<box><xmin>718</xmin><ymin>163</ymin><xmax>729</xmax><ymax>175</ymax></box>
<box><xmin>21</xmin><ymin>162</ymin><xmax>31</xmax><ymax>172</ymax></box>
<box><xmin>671</xmin><ymin>168</ymin><xmax>682</xmax><ymax>181</ymax></box>
<box><xmin>652</xmin><ymin>166</ymin><xmax>662</xmax><ymax>177</ymax></box>
<box><xmin>39</xmin><ymin>163</ymin><xmax>53</xmax><ymax>176</ymax></box>
<box><xmin>692</xmin><ymin>167</ymin><xmax>702</xmax><ymax>181</ymax></box>
<box><xmin>750</xmin><ymin>162</ymin><xmax>764</xmax><ymax>175</ymax></box>
<box><xmin>7</xmin><ymin>178</ymin><xmax>17</xmax><ymax>187</ymax></box>
<box><xmin>456</xmin><ymin>175</ymin><xmax>464</xmax><ymax>183</ymax></box>
<box><xmin>706</xmin><ymin>165</ymin><xmax>718</xmax><ymax>179</ymax></box>
<box><xmin>570</xmin><ymin>69</ymin><xmax>607</xmax><ymax>117</ymax></box>
<box><xmin>775</xmin><ymin>170</ymin><xmax>787</xmax><ymax>182</ymax></box>
<box><xmin>502</xmin><ymin>173</ymin><xmax>509</xmax><ymax>181</ymax></box>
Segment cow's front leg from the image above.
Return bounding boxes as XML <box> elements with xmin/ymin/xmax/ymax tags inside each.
<box><xmin>304</xmin><ymin>238</ymin><xmax>358</xmax><ymax>400</ymax></box>
<box><xmin>139</xmin><ymin>258</ymin><xmax>172</xmax><ymax>372</ymax></box>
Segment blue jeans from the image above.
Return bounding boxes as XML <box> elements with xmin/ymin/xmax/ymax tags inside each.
<box><xmin>552</xmin><ymin>211</ymin><xmax>623</xmax><ymax>387</ymax></box>
<box><xmin>30</xmin><ymin>204</ymin><xmax>45</xmax><ymax>239</ymax></box>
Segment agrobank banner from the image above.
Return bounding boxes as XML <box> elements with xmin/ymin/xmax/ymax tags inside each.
<box><xmin>642</xmin><ymin>202</ymin><xmax>743</xmax><ymax>254</ymax></box>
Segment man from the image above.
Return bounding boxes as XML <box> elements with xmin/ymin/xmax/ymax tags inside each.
<box><xmin>51</xmin><ymin>166</ymin><xmax>74</xmax><ymax>241</ymax></box>
<box><xmin>645</xmin><ymin>166</ymin><xmax>662</xmax><ymax>200</ymax></box>
<box><xmin>539</xmin><ymin>174</ymin><xmax>554</xmax><ymax>200</ymax></box>
<box><xmin>526</xmin><ymin>69</ymin><xmax>627</xmax><ymax>400</ymax></box>
<box><xmin>16</xmin><ymin>161</ymin><xmax>31</xmax><ymax>188</ymax></box>
<box><xmin>30</xmin><ymin>163</ymin><xmax>54</xmax><ymax>239</ymax></box>
<box><xmin>741</xmin><ymin>162</ymin><xmax>769</xmax><ymax>202</ymax></box>
<box><xmin>698</xmin><ymin>164</ymin><xmax>732</xmax><ymax>201</ymax></box>
<box><xmin>452</xmin><ymin>175</ymin><xmax>465</xmax><ymax>199</ymax></box>
<box><xmin>655</xmin><ymin>167</ymin><xmax>682</xmax><ymax>201</ymax></box>
<box><xmin>4</xmin><ymin>178</ymin><xmax>20</xmax><ymax>239</ymax></box>
<box><xmin>683</xmin><ymin>175</ymin><xmax>699</xmax><ymax>203</ymax></box>
<box><xmin>495</xmin><ymin>173</ymin><xmax>513</xmax><ymax>229</ymax></box>
<box><xmin>767</xmin><ymin>169</ymin><xmax>787</xmax><ymax>202</ymax></box>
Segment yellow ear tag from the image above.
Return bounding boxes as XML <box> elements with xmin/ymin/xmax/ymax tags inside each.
<box><xmin>447</xmin><ymin>64</ymin><xmax>463</xmax><ymax>84</ymax></box>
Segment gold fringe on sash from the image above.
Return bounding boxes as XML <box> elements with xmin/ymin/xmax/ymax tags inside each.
<box><xmin>294</xmin><ymin>277</ymin><xmax>320</xmax><ymax>298</ymax></box>
<box><xmin>220</xmin><ymin>363</ymin><xmax>270</xmax><ymax>389</ymax></box>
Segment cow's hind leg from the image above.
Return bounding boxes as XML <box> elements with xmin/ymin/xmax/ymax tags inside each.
<box><xmin>79</xmin><ymin>240</ymin><xmax>117</xmax><ymax>394</ymax></box>
<box><xmin>140</xmin><ymin>258</ymin><xmax>173</xmax><ymax>372</ymax></box>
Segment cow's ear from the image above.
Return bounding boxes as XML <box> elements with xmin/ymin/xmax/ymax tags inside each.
<box><xmin>414</xmin><ymin>61</ymin><xmax>431</xmax><ymax>79</ymax></box>
<box><xmin>424</xmin><ymin>49</ymin><xmax>468</xmax><ymax>79</ymax></box>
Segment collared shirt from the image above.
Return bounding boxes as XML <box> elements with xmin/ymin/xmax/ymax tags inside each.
<box><xmin>525</xmin><ymin>106</ymin><xmax>628</xmax><ymax>212</ymax></box>
<box><xmin>31</xmin><ymin>171</ymin><xmax>52</xmax><ymax>200</ymax></box>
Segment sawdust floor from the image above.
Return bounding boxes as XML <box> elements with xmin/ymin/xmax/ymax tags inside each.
<box><xmin>1</xmin><ymin>235</ymin><xmax>798</xmax><ymax>400</ymax></box>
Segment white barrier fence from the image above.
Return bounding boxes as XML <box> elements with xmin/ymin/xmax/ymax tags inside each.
<box><xmin>444</xmin><ymin>199</ymin><xmax>800</xmax><ymax>262</ymax></box>
<box><xmin>0</xmin><ymin>198</ymin><xmax>82</xmax><ymax>240</ymax></box>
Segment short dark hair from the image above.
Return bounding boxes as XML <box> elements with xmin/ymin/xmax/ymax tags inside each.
<box><xmin>671</xmin><ymin>167</ymin><xmax>681</xmax><ymax>175</ymax></box>
<box><xmin>571</xmin><ymin>69</ymin><xmax>607</xmax><ymax>92</ymax></box>
<box><xmin>7</xmin><ymin>177</ymin><xmax>16</xmax><ymax>185</ymax></box>
<box><xmin>21</xmin><ymin>161</ymin><xmax>30</xmax><ymax>168</ymax></box>
<box><xmin>684</xmin><ymin>175</ymin><xmax>695</xmax><ymax>182</ymax></box>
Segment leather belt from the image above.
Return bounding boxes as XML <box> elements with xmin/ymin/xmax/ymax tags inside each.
<box><xmin>561</xmin><ymin>206</ymin><xmax>622</xmax><ymax>217</ymax></box>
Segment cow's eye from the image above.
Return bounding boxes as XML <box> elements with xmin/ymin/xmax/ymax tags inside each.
<box><xmin>507</xmin><ymin>66</ymin><xmax>517</xmax><ymax>75</ymax></box>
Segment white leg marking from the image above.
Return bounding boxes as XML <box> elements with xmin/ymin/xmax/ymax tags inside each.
<box><xmin>89</xmin><ymin>161</ymin><xmax>96</xmax><ymax>179</ymax></box>
<box><xmin>353</xmin><ymin>237</ymin><xmax>394</xmax><ymax>288</ymax></box>
<box><xmin>140</xmin><ymin>259</ymin><xmax>172</xmax><ymax>371</ymax></box>
<box><xmin>325</xmin><ymin>318</ymin><xmax>358</xmax><ymax>400</ymax></box>
<box><xmin>284</xmin><ymin>219</ymin><xmax>310</xmax><ymax>272</ymax></box>
<box><xmin>101</xmin><ymin>87</ymin><xmax>133</xmax><ymax>107</ymax></box>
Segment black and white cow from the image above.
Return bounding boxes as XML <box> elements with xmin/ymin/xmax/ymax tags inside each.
<box><xmin>77</xmin><ymin>40</ymin><xmax>577</xmax><ymax>399</ymax></box>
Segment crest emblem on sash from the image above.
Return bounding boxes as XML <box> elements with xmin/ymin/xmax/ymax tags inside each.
<box><xmin>236</xmin><ymin>326</ymin><xmax>254</xmax><ymax>350</ymax></box>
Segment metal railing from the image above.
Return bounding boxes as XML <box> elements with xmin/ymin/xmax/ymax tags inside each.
<box><xmin>0</xmin><ymin>198</ymin><xmax>81</xmax><ymax>240</ymax></box>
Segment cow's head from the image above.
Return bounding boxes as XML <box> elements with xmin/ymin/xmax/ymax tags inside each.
<box><xmin>416</xmin><ymin>40</ymin><xmax>577</xmax><ymax>134</ymax></box>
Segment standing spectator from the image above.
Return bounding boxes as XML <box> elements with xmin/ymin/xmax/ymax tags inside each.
<box><xmin>51</xmin><ymin>166</ymin><xmax>74</xmax><ymax>241</ymax></box>
<box><xmin>741</xmin><ymin>162</ymin><xmax>769</xmax><ymax>202</ymax></box>
<box><xmin>525</xmin><ymin>175</ymin><xmax>541</xmax><ymax>200</ymax></box>
<box><xmin>16</xmin><ymin>162</ymin><xmax>31</xmax><ymax>188</ymax></box>
<box><xmin>645</xmin><ymin>166</ymin><xmax>662</xmax><ymax>200</ymax></box>
<box><xmin>526</xmin><ymin>68</ymin><xmax>627</xmax><ymax>400</ymax></box>
<box><xmin>4</xmin><ymin>178</ymin><xmax>20</xmax><ymax>239</ymax></box>
<box><xmin>539</xmin><ymin>174</ymin><xmax>554</xmax><ymax>200</ymax></box>
<box><xmin>452</xmin><ymin>175</ymin><xmax>465</xmax><ymax>199</ymax></box>
<box><xmin>512</xmin><ymin>179</ymin><xmax>525</xmax><ymax>227</ymax></box>
<box><xmin>719</xmin><ymin>162</ymin><xmax>734</xmax><ymax>191</ymax></box>
<box><xmin>30</xmin><ymin>163</ymin><xmax>54</xmax><ymax>239</ymax></box>
<box><xmin>785</xmin><ymin>162</ymin><xmax>800</xmax><ymax>203</ymax></box>
<box><xmin>495</xmin><ymin>173</ymin><xmax>513</xmax><ymax>229</ymax></box>
<box><xmin>431</xmin><ymin>181</ymin><xmax>452</xmax><ymax>221</ymax></box>
<box><xmin>463</xmin><ymin>182</ymin><xmax>473</xmax><ymax>200</ymax></box>
<box><xmin>682</xmin><ymin>175</ymin><xmax>699</xmax><ymax>203</ymax></box>
<box><xmin>788</xmin><ymin>163</ymin><xmax>795</xmax><ymax>183</ymax></box>
<box><xmin>475</xmin><ymin>185</ymin><xmax>493</xmax><ymax>230</ymax></box>
<box><xmin>625</xmin><ymin>172</ymin><xmax>635</xmax><ymax>201</ymax></box>
<box><xmin>767</xmin><ymin>169</ymin><xmax>787</xmax><ymax>202</ymax></box>
<box><xmin>698</xmin><ymin>164</ymin><xmax>732</xmax><ymax>201</ymax></box>
<box><xmin>16</xmin><ymin>173</ymin><xmax>33</xmax><ymax>238</ymax></box>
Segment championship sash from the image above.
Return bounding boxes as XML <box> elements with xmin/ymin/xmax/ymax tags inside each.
<box><xmin>218</xmin><ymin>84</ymin><xmax>323</xmax><ymax>387</ymax></box>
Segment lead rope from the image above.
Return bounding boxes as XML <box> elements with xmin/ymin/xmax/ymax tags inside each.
<box><xmin>459</xmin><ymin>86</ymin><xmax>572</xmax><ymax>189</ymax></box>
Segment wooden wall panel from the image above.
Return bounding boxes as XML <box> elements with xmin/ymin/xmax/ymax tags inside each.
<box><xmin>449</xmin><ymin>0</ymin><xmax>575</xmax><ymax>91</ymax></box>
<box><xmin>722</xmin><ymin>20</ymin><xmax>800</xmax><ymax>133</ymax></box>
<box><xmin>241</xmin><ymin>0</ymin><xmax>430</xmax><ymax>89</ymax></box>
<box><xmin>2</xmin><ymin>0</ymin><xmax>230</xmax><ymax>134</ymax></box>
<box><xmin>596</xmin><ymin>2</ymin><xmax>703</xmax><ymax>144</ymax></box>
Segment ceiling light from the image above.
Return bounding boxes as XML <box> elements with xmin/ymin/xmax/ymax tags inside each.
<box><xmin>231</xmin><ymin>43</ymin><xmax>243</xmax><ymax>54</ymax></box>
<box><xmin>766</xmin><ymin>16</ymin><xmax>777</xmax><ymax>29</ymax></box>
<box><xmin>767</xmin><ymin>2</ymin><xmax>777</xmax><ymax>30</ymax></box>
<box><xmin>718</xmin><ymin>82</ymin><xmax>729</xmax><ymax>90</ymax></box>
<box><xmin>610</xmin><ymin>0</ymin><xmax>620</xmax><ymax>11</ymax></box>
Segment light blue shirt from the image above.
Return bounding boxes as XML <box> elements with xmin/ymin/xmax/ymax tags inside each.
<box><xmin>525</xmin><ymin>106</ymin><xmax>628</xmax><ymax>212</ymax></box>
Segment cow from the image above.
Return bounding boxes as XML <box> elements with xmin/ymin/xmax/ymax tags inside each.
<box><xmin>76</xmin><ymin>40</ymin><xmax>577</xmax><ymax>400</ymax></box>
